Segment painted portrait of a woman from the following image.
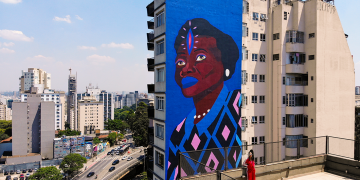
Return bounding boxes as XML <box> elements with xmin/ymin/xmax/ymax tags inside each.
<box><xmin>167</xmin><ymin>18</ymin><xmax>243</xmax><ymax>179</ymax></box>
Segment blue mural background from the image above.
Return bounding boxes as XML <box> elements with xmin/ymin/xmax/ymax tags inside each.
<box><xmin>165</xmin><ymin>0</ymin><xmax>243</xmax><ymax>178</ymax></box>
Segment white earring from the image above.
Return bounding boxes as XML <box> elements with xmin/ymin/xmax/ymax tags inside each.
<box><xmin>225</xmin><ymin>69</ymin><xmax>230</xmax><ymax>77</ymax></box>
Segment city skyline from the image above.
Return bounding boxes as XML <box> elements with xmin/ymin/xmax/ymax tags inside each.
<box><xmin>0</xmin><ymin>0</ymin><xmax>359</xmax><ymax>92</ymax></box>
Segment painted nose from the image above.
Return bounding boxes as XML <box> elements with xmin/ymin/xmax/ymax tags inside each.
<box><xmin>182</xmin><ymin>64</ymin><xmax>196</xmax><ymax>76</ymax></box>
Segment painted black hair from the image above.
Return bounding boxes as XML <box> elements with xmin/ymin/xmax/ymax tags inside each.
<box><xmin>174</xmin><ymin>18</ymin><xmax>239</xmax><ymax>81</ymax></box>
<box><xmin>249</xmin><ymin>149</ymin><xmax>255</xmax><ymax>161</ymax></box>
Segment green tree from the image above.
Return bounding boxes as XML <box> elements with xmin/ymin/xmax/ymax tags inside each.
<box><xmin>130</xmin><ymin>104</ymin><xmax>137</xmax><ymax>111</ymax></box>
<box><xmin>28</xmin><ymin>166</ymin><xmax>62</xmax><ymax>180</ymax></box>
<box><xmin>131</xmin><ymin>102</ymin><xmax>148</xmax><ymax>147</ymax></box>
<box><xmin>60</xmin><ymin>153</ymin><xmax>87</xmax><ymax>177</ymax></box>
<box><xmin>118</xmin><ymin>133</ymin><xmax>124</xmax><ymax>140</ymax></box>
<box><xmin>107</xmin><ymin>132</ymin><xmax>117</xmax><ymax>146</ymax></box>
<box><xmin>93</xmin><ymin>137</ymin><xmax>101</xmax><ymax>144</ymax></box>
<box><xmin>141</xmin><ymin>171</ymin><xmax>148</xmax><ymax>180</ymax></box>
<box><xmin>105</xmin><ymin>119</ymin><xmax>129</xmax><ymax>133</ymax></box>
<box><xmin>57</xmin><ymin>129</ymin><xmax>81</xmax><ymax>137</ymax></box>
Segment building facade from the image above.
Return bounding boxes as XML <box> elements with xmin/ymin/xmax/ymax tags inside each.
<box><xmin>0</xmin><ymin>102</ymin><xmax>12</xmax><ymax>120</ymax></box>
<box><xmin>77</xmin><ymin>96</ymin><xmax>104</xmax><ymax>134</ymax></box>
<box><xmin>67</xmin><ymin>71</ymin><xmax>77</xmax><ymax>130</ymax></box>
<box><xmin>19</xmin><ymin>68</ymin><xmax>51</xmax><ymax>93</ymax></box>
<box><xmin>99</xmin><ymin>91</ymin><xmax>114</xmax><ymax>121</ymax></box>
<box><xmin>146</xmin><ymin>0</ymin><xmax>355</xmax><ymax>179</ymax></box>
<box><xmin>12</xmin><ymin>94</ymin><xmax>55</xmax><ymax>162</ymax></box>
<box><xmin>356</xmin><ymin>86</ymin><xmax>360</xmax><ymax>95</ymax></box>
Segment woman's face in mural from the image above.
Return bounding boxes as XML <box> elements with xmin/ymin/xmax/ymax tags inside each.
<box><xmin>175</xmin><ymin>35</ymin><xmax>224</xmax><ymax>98</ymax></box>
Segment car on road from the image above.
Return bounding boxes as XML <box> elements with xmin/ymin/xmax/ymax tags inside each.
<box><xmin>26</xmin><ymin>173</ymin><xmax>31</xmax><ymax>177</ymax></box>
<box><xmin>112</xmin><ymin>160</ymin><xmax>119</xmax><ymax>165</ymax></box>
<box><xmin>28</xmin><ymin>169</ymin><xmax>33</xmax><ymax>173</ymax></box>
<box><xmin>4</xmin><ymin>171</ymin><xmax>9</xmax><ymax>175</ymax></box>
<box><xmin>6</xmin><ymin>175</ymin><xmax>11</xmax><ymax>180</ymax></box>
<box><xmin>16</xmin><ymin>170</ymin><xmax>21</xmax><ymax>174</ymax></box>
<box><xmin>22</xmin><ymin>169</ymin><xmax>27</xmax><ymax>173</ymax></box>
<box><xmin>116</xmin><ymin>151</ymin><xmax>120</xmax><ymax>155</ymax></box>
<box><xmin>122</xmin><ymin>156</ymin><xmax>128</xmax><ymax>160</ymax></box>
<box><xmin>87</xmin><ymin>172</ymin><xmax>95</xmax><ymax>177</ymax></box>
<box><xmin>122</xmin><ymin>139</ymin><xmax>126</xmax><ymax>142</ymax></box>
<box><xmin>34</xmin><ymin>168</ymin><xmax>38</xmax><ymax>172</ymax></box>
<box><xmin>107</xmin><ymin>152</ymin><xmax>111</xmax><ymax>155</ymax></box>
<box><xmin>109</xmin><ymin>166</ymin><xmax>115</xmax><ymax>172</ymax></box>
<box><xmin>13</xmin><ymin>177</ymin><xmax>18</xmax><ymax>180</ymax></box>
<box><xmin>10</xmin><ymin>170</ymin><xmax>14</xmax><ymax>174</ymax></box>
<box><xmin>127</xmin><ymin>157</ymin><xmax>133</xmax><ymax>161</ymax></box>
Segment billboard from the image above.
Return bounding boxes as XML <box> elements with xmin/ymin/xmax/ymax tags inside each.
<box><xmin>165</xmin><ymin>1</ymin><xmax>243</xmax><ymax>179</ymax></box>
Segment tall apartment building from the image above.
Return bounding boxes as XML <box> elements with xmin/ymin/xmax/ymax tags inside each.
<box><xmin>0</xmin><ymin>102</ymin><xmax>12</xmax><ymax>120</ymax></box>
<box><xmin>19</xmin><ymin>68</ymin><xmax>51</xmax><ymax>93</ymax></box>
<box><xmin>146</xmin><ymin>0</ymin><xmax>354</xmax><ymax>179</ymax></box>
<box><xmin>99</xmin><ymin>91</ymin><xmax>114</xmax><ymax>121</ymax></box>
<box><xmin>121</xmin><ymin>92</ymin><xmax>136</xmax><ymax>108</ymax></box>
<box><xmin>10</xmin><ymin>93</ymin><xmax>55</xmax><ymax>164</ymax></box>
<box><xmin>77</xmin><ymin>96</ymin><xmax>104</xmax><ymax>134</ymax></box>
<box><xmin>67</xmin><ymin>70</ymin><xmax>77</xmax><ymax>130</ymax></box>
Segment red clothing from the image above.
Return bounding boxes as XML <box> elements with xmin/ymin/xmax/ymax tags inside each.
<box><xmin>245</xmin><ymin>158</ymin><xmax>256</xmax><ymax>180</ymax></box>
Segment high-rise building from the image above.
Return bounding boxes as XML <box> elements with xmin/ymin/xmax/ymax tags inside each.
<box><xmin>99</xmin><ymin>91</ymin><xmax>114</xmax><ymax>121</ymax></box>
<box><xmin>145</xmin><ymin>0</ymin><xmax>354</xmax><ymax>179</ymax></box>
<box><xmin>77</xmin><ymin>96</ymin><xmax>104</xmax><ymax>134</ymax></box>
<box><xmin>19</xmin><ymin>68</ymin><xmax>51</xmax><ymax>93</ymax></box>
<box><xmin>356</xmin><ymin>86</ymin><xmax>360</xmax><ymax>95</ymax></box>
<box><xmin>10</xmin><ymin>93</ymin><xmax>55</xmax><ymax>163</ymax></box>
<box><xmin>121</xmin><ymin>92</ymin><xmax>136</xmax><ymax>108</ymax></box>
<box><xmin>67</xmin><ymin>69</ymin><xmax>77</xmax><ymax>130</ymax></box>
<box><xmin>0</xmin><ymin>102</ymin><xmax>12</xmax><ymax>120</ymax></box>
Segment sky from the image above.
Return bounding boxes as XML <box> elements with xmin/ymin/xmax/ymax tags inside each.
<box><xmin>0</xmin><ymin>0</ymin><xmax>359</xmax><ymax>93</ymax></box>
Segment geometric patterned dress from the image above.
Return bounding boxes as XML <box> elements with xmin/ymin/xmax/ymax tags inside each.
<box><xmin>167</xmin><ymin>86</ymin><xmax>243</xmax><ymax>180</ymax></box>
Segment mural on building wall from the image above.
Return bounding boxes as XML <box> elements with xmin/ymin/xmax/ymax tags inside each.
<box><xmin>166</xmin><ymin>1</ymin><xmax>242</xmax><ymax>179</ymax></box>
<box><xmin>53</xmin><ymin>136</ymin><xmax>86</xmax><ymax>159</ymax></box>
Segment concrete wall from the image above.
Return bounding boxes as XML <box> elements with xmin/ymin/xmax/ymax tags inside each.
<box><xmin>12</xmin><ymin>102</ymin><xmax>28</xmax><ymax>156</ymax></box>
<box><xmin>5</xmin><ymin>154</ymin><xmax>41</xmax><ymax>165</ymax></box>
<box><xmin>40</xmin><ymin>102</ymin><xmax>55</xmax><ymax>159</ymax></box>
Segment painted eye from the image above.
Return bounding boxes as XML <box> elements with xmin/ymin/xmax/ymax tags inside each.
<box><xmin>196</xmin><ymin>54</ymin><xmax>206</xmax><ymax>61</ymax></box>
<box><xmin>176</xmin><ymin>60</ymin><xmax>186</xmax><ymax>66</ymax></box>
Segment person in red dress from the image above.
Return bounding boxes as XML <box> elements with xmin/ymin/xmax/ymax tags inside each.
<box><xmin>244</xmin><ymin>149</ymin><xmax>256</xmax><ymax>180</ymax></box>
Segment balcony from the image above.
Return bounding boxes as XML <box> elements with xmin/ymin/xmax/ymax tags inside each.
<box><xmin>147</xmin><ymin>18</ymin><xmax>154</xmax><ymax>29</ymax></box>
<box><xmin>147</xmin><ymin>84</ymin><xmax>155</xmax><ymax>94</ymax></box>
<box><xmin>286</xmin><ymin>106</ymin><xmax>304</xmax><ymax>114</ymax></box>
<box><xmin>286</xmin><ymin>85</ymin><xmax>304</xmax><ymax>94</ymax></box>
<box><xmin>147</xmin><ymin>43</ymin><xmax>154</xmax><ymax>51</ymax></box>
<box><xmin>147</xmin><ymin>57</ymin><xmax>154</xmax><ymax>72</ymax></box>
<box><xmin>286</xmin><ymin>43</ymin><xmax>305</xmax><ymax>53</ymax></box>
<box><xmin>148</xmin><ymin>106</ymin><xmax>154</xmax><ymax>119</ymax></box>
<box><xmin>146</xmin><ymin>1</ymin><xmax>154</xmax><ymax>17</ymax></box>
<box><xmin>147</xmin><ymin>31</ymin><xmax>154</xmax><ymax>43</ymax></box>
<box><xmin>286</xmin><ymin>64</ymin><xmax>304</xmax><ymax>74</ymax></box>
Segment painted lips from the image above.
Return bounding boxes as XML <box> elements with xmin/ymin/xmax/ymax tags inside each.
<box><xmin>181</xmin><ymin>77</ymin><xmax>198</xmax><ymax>89</ymax></box>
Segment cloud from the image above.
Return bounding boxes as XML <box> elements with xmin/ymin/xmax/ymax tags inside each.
<box><xmin>86</xmin><ymin>54</ymin><xmax>115</xmax><ymax>65</ymax></box>
<box><xmin>0</xmin><ymin>48</ymin><xmax>15</xmax><ymax>53</ymax></box>
<box><xmin>75</xmin><ymin>15</ymin><xmax>83</xmax><ymax>20</ymax></box>
<box><xmin>0</xmin><ymin>0</ymin><xmax>21</xmax><ymax>4</ymax></box>
<box><xmin>3</xmin><ymin>42</ymin><xmax>14</xmax><ymax>47</ymax></box>
<box><xmin>53</xmin><ymin>15</ymin><xmax>71</xmax><ymax>23</ymax></box>
<box><xmin>0</xmin><ymin>30</ymin><xmax>34</xmax><ymax>41</ymax></box>
<box><xmin>78</xmin><ymin>46</ymin><xmax>97</xmax><ymax>50</ymax></box>
<box><xmin>25</xmin><ymin>55</ymin><xmax>54</xmax><ymax>63</ymax></box>
<box><xmin>101</xmin><ymin>42</ymin><xmax>134</xmax><ymax>49</ymax></box>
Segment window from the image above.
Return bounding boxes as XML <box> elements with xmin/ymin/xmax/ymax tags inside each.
<box><xmin>156</xmin><ymin>11</ymin><xmax>165</xmax><ymax>27</ymax></box>
<box><xmin>273</xmin><ymin>54</ymin><xmax>279</xmax><ymax>60</ymax></box>
<box><xmin>253</xmin><ymin>12</ymin><xmax>259</xmax><ymax>21</ymax></box>
<box><xmin>255</xmin><ymin>157</ymin><xmax>258</xmax><ymax>165</ymax></box>
<box><xmin>252</xmin><ymin>116</ymin><xmax>257</xmax><ymax>124</ymax></box>
<box><xmin>242</xmin><ymin>47</ymin><xmax>248</xmax><ymax>60</ymax></box>
<box><xmin>157</xmin><ymin>40</ymin><xmax>165</xmax><ymax>55</ymax></box>
<box><xmin>260</xmin><ymin>156</ymin><xmax>265</xmax><ymax>165</ymax></box>
<box><xmin>156</xmin><ymin>124</ymin><xmax>164</xmax><ymax>139</ymax></box>
<box><xmin>156</xmin><ymin>96</ymin><xmax>164</xmax><ymax>110</ymax></box>
<box><xmin>242</xmin><ymin>117</ymin><xmax>248</xmax><ymax>128</ymax></box>
<box><xmin>259</xmin><ymin>96</ymin><xmax>265</xmax><ymax>103</ymax></box>
<box><xmin>260</xmin><ymin>14</ymin><xmax>266</xmax><ymax>22</ymax></box>
<box><xmin>260</xmin><ymin>34</ymin><xmax>266</xmax><ymax>41</ymax></box>
<box><xmin>283</xmin><ymin>77</ymin><xmax>286</xmax><ymax>85</ymax></box>
<box><xmin>285</xmin><ymin>135</ymin><xmax>307</xmax><ymax>148</ymax></box>
<box><xmin>252</xmin><ymin>74</ymin><xmax>257</xmax><ymax>82</ymax></box>
<box><xmin>252</xmin><ymin>54</ymin><xmax>258</xmax><ymax>61</ymax></box>
<box><xmin>259</xmin><ymin>75</ymin><xmax>265</xmax><ymax>82</ymax></box>
<box><xmin>242</xmin><ymin>70</ymin><xmax>248</xmax><ymax>85</ymax></box>
<box><xmin>155</xmin><ymin>151</ymin><xmax>164</xmax><ymax>169</ymax></box>
<box><xmin>284</xmin><ymin>12</ymin><xmax>287</xmax><ymax>20</ymax></box>
<box><xmin>286</xmin><ymin>31</ymin><xmax>304</xmax><ymax>43</ymax></box>
<box><xmin>283</xmin><ymin>96</ymin><xmax>286</xmax><ymax>104</ymax></box>
<box><xmin>311</xmin><ymin>119</ymin><xmax>314</xmax><ymax>123</ymax></box>
<box><xmin>273</xmin><ymin>33</ymin><xmax>280</xmax><ymax>40</ymax></box>
<box><xmin>260</xmin><ymin>54</ymin><xmax>266</xmax><ymax>62</ymax></box>
<box><xmin>157</xmin><ymin>68</ymin><xmax>165</xmax><ymax>82</ymax></box>
<box><xmin>252</xmin><ymin>33</ymin><xmax>259</xmax><ymax>41</ymax></box>
<box><xmin>311</xmin><ymin>98</ymin><xmax>313</xmax><ymax>102</ymax></box>
<box><xmin>243</xmin><ymin>141</ymin><xmax>248</xmax><ymax>150</ymax></box>
<box><xmin>311</xmin><ymin>76</ymin><xmax>314</xmax><ymax>81</ymax></box>
<box><xmin>289</xmin><ymin>53</ymin><xmax>306</xmax><ymax>64</ymax></box>
<box><xmin>259</xmin><ymin>116</ymin><xmax>265</xmax><ymax>123</ymax></box>
<box><xmin>309</xmin><ymin>55</ymin><xmax>315</xmax><ymax>60</ymax></box>
<box><xmin>259</xmin><ymin>136</ymin><xmax>265</xmax><ymax>144</ymax></box>
<box><xmin>243</xmin><ymin>0</ymin><xmax>249</xmax><ymax>14</ymax></box>
<box><xmin>285</xmin><ymin>94</ymin><xmax>308</xmax><ymax>106</ymax></box>
<box><xmin>252</xmin><ymin>137</ymin><xmax>258</xmax><ymax>145</ymax></box>
<box><xmin>242</xmin><ymin>23</ymin><xmax>248</xmax><ymax>37</ymax></box>
<box><xmin>309</xmin><ymin>33</ymin><xmax>315</xmax><ymax>38</ymax></box>
<box><xmin>282</xmin><ymin>117</ymin><xmax>286</xmax><ymax>125</ymax></box>
<box><xmin>252</xmin><ymin>96</ymin><xmax>257</xmax><ymax>103</ymax></box>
